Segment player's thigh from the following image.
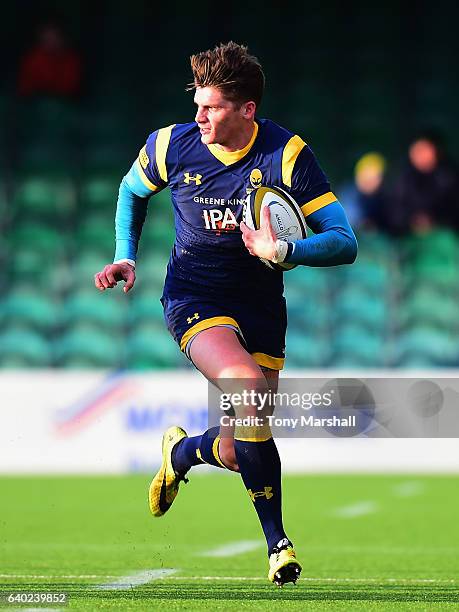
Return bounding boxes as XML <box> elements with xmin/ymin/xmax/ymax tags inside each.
<box><xmin>189</xmin><ymin>326</ymin><xmax>266</xmax><ymax>382</ymax></box>
<box><xmin>190</xmin><ymin>326</ymin><xmax>274</xmax><ymax>422</ymax></box>
<box><xmin>189</xmin><ymin>328</ymin><xmax>279</xmax><ymax>413</ymax></box>
<box><xmin>191</xmin><ymin>328</ymin><xmax>279</xmax><ymax>449</ymax></box>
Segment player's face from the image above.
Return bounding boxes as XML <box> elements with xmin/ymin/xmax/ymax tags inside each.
<box><xmin>409</xmin><ymin>139</ymin><xmax>438</xmax><ymax>173</ymax></box>
<box><xmin>194</xmin><ymin>86</ymin><xmax>253</xmax><ymax>148</ymax></box>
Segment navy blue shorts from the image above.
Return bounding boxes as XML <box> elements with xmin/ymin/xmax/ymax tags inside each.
<box><xmin>161</xmin><ymin>293</ymin><xmax>287</xmax><ymax>370</ymax></box>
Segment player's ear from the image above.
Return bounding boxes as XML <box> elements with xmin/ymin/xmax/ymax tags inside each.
<box><xmin>242</xmin><ymin>101</ymin><xmax>256</xmax><ymax>119</ymax></box>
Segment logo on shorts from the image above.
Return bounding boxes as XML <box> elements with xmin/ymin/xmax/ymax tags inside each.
<box><xmin>187</xmin><ymin>312</ymin><xmax>200</xmax><ymax>324</ymax></box>
<box><xmin>184</xmin><ymin>172</ymin><xmax>203</xmax><ymax>185</ymax></box>
<box><xmin>248</xmin><ymin>486</ymin><xmax>273</xmax><ymax>501</ymax></box>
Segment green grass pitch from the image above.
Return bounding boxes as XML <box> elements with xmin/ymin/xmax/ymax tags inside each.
<box><xmin>1</xmin><ymin>473</ymin><xmax>459</xmax><ymax>610</ymax></box>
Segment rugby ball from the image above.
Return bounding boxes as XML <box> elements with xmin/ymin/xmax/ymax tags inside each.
<box><xmin>243</xmin><ymin>185</ymin><xmax>307</xmax><ymax>271</ymax></box>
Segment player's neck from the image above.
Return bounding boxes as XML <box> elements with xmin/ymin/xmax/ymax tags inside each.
<box><xmin>214</xmin><ymin>121</ymin><xmax>256</xmax><ymax>152</ymax></box>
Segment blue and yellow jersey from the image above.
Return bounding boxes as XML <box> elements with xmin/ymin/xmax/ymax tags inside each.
<box><xmin>127</xmin><ymin>118</ymin><xmax>337</xmax><ymax>298</ymax></box>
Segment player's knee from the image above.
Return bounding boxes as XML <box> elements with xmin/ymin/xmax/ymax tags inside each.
<box><xmin>240</xmin><ymin>380</ymin><xmax>271</xmax><ymax>417</ymax></box>
<box><xmin>218</xmin><ymin>368</ymin><xmax>269</xmax><ymax>398</ymax></box>
<box><xmin>219</xmin><ymin>364</ymin><xmax>264</xmax><ymax>380</ymax></box>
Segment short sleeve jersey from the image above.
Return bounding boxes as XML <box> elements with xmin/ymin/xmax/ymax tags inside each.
<box><xmin>134</xmin><ymin>118</ymin><xmax>337</xmax><ymax>299</ymax></box>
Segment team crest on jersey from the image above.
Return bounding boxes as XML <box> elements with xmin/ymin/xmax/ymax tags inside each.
<box><xmin>250</xmin><ymin>168</ymin><xmax>263</xmax><ymax>189</ymax></box>
<box><xmin>139</xmin><ymin>146</ymin><xmax>149</xmax><ymax>169</ymax></box>
<box><xmin>247</xmin><ymin>168</ymin><xmax>263</xmax><ymax>194</ymax></box>
<box><xmin>184</xmin><ymin>172</ymin><xmax>202</xmax><ymax>185</ymax></box>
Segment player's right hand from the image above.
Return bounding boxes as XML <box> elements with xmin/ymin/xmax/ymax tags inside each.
<box><xmin>94</xmin><ymin>262</ymin><xmax>136</xmax><ymax>293</ymax></box>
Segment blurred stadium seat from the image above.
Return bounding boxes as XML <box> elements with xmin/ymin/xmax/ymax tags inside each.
<box><xmin>125</xmin><ymin>324</ymin><xmax>187</xmax><ymax>369</ymax></box>
<box><xmin>9</xmin><ymin>222</ymin><xmax>64</xmax><ymax>257</ymax></box>
<box><xmin>0</xmin><ymin>289</ymin><xmax>59</xmax><ymax>331</ymax></box>
<box><xmin>55</xmin><ymin>324</ymin><xmax>123</xmax><ymax>368</ymax></box>
<box><xmin>286</xmin><ymin>332</ymin><xmax>331</xmax><ymax>368</ymax></box>
<box><xmin>128</xmin><ymin>291</ymin><xmax>165</xmax><ymax>325</ymax></box>
<box><xmin>14</xmin><ymin>175</ymin><xmax>76</xmax><ymax>222</ymax></box>
<box><xmin>72</xmin><ymin>252</ymin><xmax>112</xmax><ymax>287</ymax></box>
<box><xmin>333</xmin><ymin>288</ymin><xmax>388</xmax><ymax>331</ymax></box>
<box><xmin>80</xmin><ymin>174</ymin><xmax>119</xmax><ymax>211</ymax></box>
<box><xmin>396</xmin><ymin>326</ymin><xmax>459</xmax><ymax>367</ymax></box>
<box><xmin>0</xmin><ymin>327</ymin><xmax>52</xmax><ymax>367</ymax></box>
<box><xmin>332</xmin><ymin>323</ymin><xmax>387</xmax><ymax>367</ymax></box>
<box><xmin>399</xmin><ymin>287</ymin><xmax>459</xmax><ymax>330</ymax></box>
<box><xmin>76</xmin><ymin>214</ymin><xmax>116</xmax><ymax>253</ymax></box>
<box><xmin>62</xmin><ymin>290</ymin><xmax>127</xmax><ymax>329</ymax></box>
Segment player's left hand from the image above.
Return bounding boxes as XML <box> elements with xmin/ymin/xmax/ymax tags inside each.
<box><xmin>240</xmin><ymin>206</ymin><xmax>277</xmax><ymax>260</ymax></box>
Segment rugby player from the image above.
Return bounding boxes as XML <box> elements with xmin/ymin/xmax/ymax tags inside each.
<box><xmin>94</xmin><ymin>42</ymin><xmax>357</xmax><ymax>586</ymax></box>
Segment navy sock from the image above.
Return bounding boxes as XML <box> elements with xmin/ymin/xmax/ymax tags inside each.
<box><xmin>172</xmin><ymin>427</ymin><xmax>225</xmax><ymax>474</ymax></box>
<box><xmin>234</xmin><ymin>437</ymin><xmax>287</xmax><ymax>554</ymax></box>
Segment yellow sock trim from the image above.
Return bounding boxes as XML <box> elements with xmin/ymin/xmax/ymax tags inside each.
<box><xmin>234</xmin><ymin>421</ymin><xmax>273</xmax><ymax>442</ymax></box>
<box><xmin>235</xmin><ymin>435</ymin><xmax>273</xmax><ymax>442</ymax></box>
<box><xmin>212</xmin><ymin>435</ymin><xmax>226</xmax><ymax>469</ymax></box>
<box><xmin>197</xmin><ymin>439</ymin><xmax>226</xmax><ymax>468</ymax></box>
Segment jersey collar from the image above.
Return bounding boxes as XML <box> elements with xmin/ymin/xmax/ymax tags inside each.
<box><xmin>207</xmin><ymin>121</ymin><xmax>259</xmax><ymax>166</ymax></box>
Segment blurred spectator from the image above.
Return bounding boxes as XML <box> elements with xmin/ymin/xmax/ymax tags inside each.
<box><xmin>340</xmin><ymin>152</ymin><xmax>392</xmax><ymax>233</ymax></box>
<box><xmin>391</xmin><ymin>131</ymin><xmax>459</xmax><ymax>234</ymax></box>
<box><xmin>18</xmin><ymin>23</ymin><xmax>82</xmax><ymax>98</ymax></box>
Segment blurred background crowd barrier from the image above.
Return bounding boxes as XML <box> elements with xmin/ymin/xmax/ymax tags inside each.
<box><xmin>1</xmin><ymin>1</ymin><xmax>459</xmax><ymax>371</ymax></box>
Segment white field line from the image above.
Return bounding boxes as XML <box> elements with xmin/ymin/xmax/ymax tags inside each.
<box><xmin>392</xmin><ymin>481</ymin><xmax>424</xmax><ymax>497</ymax></box>
<box><xmin>199</xmin><ymin>540</ymin><xmax>264</xmax><ymax>557</ymax></box>
<box><xmin>0</xmin><ymin>574</ymin><xmax>118</xmax><ymax>579</ymax></box>
<box><xmin>332</xmin><ymin>501</ymin><xmax>378</xmax><ymax>518</ymax></box>
<box><xmin>1</xmin><ymin>573</ymin><xmax>457</xmax><ymax>585</ymax></box>
<box><xmin>160</xmin><ymin>576</ymin><xmax>459</xmax><ymax>584</ymax></box>
<box><xmin>301</xmin><ymin>545</ymin><xmax>459</xmax><ymax>555</ymax></box>
<box><xmin>97</xmin><ymin>569</ymin><xmax>178</xmax><ymax>590</ymax></box>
